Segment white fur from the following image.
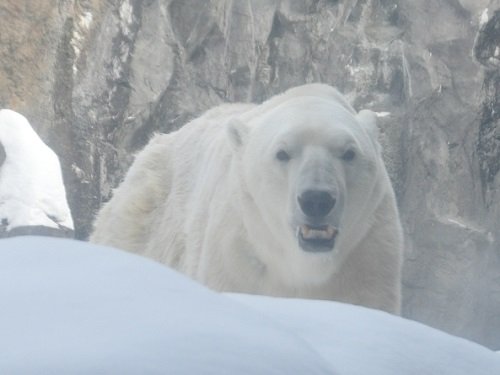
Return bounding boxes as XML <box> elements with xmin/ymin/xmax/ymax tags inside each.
<box><xmin>91</xmin><ymin>84</ymin><xmax>403</xmax><ymax>313</ymax></box>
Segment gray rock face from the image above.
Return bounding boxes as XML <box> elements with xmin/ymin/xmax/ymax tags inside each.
<box><xmin>0</xmin><ymin>0</ymin><xmax>499</xmax><ymax>348</ymax></box>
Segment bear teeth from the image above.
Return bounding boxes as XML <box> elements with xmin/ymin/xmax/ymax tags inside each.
<box><xmin>300</xmin><ymin>225</ymin><xmax>337</xmax><ymax>240</ymax></box>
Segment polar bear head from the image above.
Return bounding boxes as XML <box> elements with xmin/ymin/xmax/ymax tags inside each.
<box><xmin>227</xmin><ymin>88</ymin><xmax>385</xmax><ymax>287</ymax></box>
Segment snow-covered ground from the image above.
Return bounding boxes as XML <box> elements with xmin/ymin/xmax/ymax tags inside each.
<box><xmin>1</xmin><ymin>236</ymin><xmax>499</xmax><ymax>374</ymax></box>
<box><xmin>0</xmin><ymin>109</ymin><xmax>73</xmax><ymax>231</ymax></box>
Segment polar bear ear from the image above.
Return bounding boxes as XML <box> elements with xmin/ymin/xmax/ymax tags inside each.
<box><xmin>356</xmin><ymin>109</ymin><xmax>381</xmax><ymax>153</ymax></box>
<box><xmin>226</xmin><ymin>118</ymin><xmax>249</xmax><ymax>151</ymax></box>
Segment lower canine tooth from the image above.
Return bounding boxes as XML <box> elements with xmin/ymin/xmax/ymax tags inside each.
<box><xmin>327</xmin><ymin>226</ymin><xmax>337</xmax><ymax>237</ymax></box>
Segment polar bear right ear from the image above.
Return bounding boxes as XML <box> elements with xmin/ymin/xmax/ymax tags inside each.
<box><xmin>226</xmin><ymin>118</ymin><xmax>249</xmax><ymax>151</ymax></box>
<box><xmin>356</xmin><ymin>109</ymin><xmax>381</xmax><ymax>153</ymax></box>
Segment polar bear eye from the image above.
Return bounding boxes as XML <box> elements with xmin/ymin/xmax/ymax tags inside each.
<box><xmin>342</xmin><ymin>149</ymin><xmax>356</xmax><ymax>161</ymax></box>
<box><xmin>276</xmin><ymin>149</ymin><xmax>291</xmax><ymax>162</ymax></box>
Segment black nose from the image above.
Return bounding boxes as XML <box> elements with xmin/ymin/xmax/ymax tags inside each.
<box><xmin>298</xmin><ymin>190</ymin><xmax>336</xmax><ymax>218</ymax></box>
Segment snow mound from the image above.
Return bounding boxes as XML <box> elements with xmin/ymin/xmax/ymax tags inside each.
<box><xmin>1</xmin><ymin>236</ymin><xmax>499</xmax><ymax>374</ymax></box>
<box><xmin>0</xmin><ymin>109</ymin><xmax>73</xmax><ymax>231</ymax></box>
<box><xmin>0</xmin><ymin>236</ymin><xmax>334</xmax><ymax>374</ymax></box>
<box><xmin>230</xmin><ymin>294</ymin><xmax>500</xmax><ymax>374</ymax></box>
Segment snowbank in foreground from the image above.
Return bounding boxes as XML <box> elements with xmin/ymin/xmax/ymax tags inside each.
<box><xmin>230</xmin><ymin>294</ymin><xmax>500</xmax><ymax>374</ymax></box>
<box><xmin>0</xmin><ymin>110</ymin><xmax>73</xmax><ymax>231</ymax></box>
<box><xmin>0</xmin><ymin>236</ymin><xmax>333</xmax><ymax>374</ymax></box>
<box><xmin>0</xmin><ymin>236</ymin><xmax>498</xmax><ymax>374</ymax></box>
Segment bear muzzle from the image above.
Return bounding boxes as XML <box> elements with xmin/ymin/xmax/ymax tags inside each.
<box><xmin>294</xmin><ymin>189</ymin><xmax>340</xmax><ymax>252</ymax></box>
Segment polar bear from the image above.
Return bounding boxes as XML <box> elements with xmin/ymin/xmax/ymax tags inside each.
<box><xmin>91</xmin><ymin>84</ymin><xmax>403</xmax><ymax>313</ymax></box>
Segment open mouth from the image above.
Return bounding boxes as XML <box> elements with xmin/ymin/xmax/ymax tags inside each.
<box><xmin>297</xmin><ymin>224</ymin><xmax>338</xmax><ymax>252</ymax></box>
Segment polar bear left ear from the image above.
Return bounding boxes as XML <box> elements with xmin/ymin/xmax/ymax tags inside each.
<box><xmin>226</xmin><ymin>118</ymin><xmax>249</xmax><ymax>151</ymax></box>
<box><xmin>356</xmin><ymin>109</ymin><xmax>381</xmax><ymax>153</ymax></box>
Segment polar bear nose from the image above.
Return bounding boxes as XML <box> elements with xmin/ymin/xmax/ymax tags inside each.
<box><xmin>298</xmin><ymin>190</ymin><xmax>336</xmax><ymax>218</ymax></box>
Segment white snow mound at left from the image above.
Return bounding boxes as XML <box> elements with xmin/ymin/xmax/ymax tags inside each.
<box><xmin>0</xmin><ymin>109</ymin><xmax>73</xmax><ymax>231</ymax></box>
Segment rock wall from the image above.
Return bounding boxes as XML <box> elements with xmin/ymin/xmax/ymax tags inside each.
<box><xmin>1</xmin><ymin>0</ymin><xmax>499</xmax><ymax>348</ymax></box>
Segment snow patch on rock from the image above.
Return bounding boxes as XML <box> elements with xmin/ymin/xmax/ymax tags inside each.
<box><xmin>0</xmin><ymin>110</ymin><xmax>73</xmax><ymax>231</ymax></box>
